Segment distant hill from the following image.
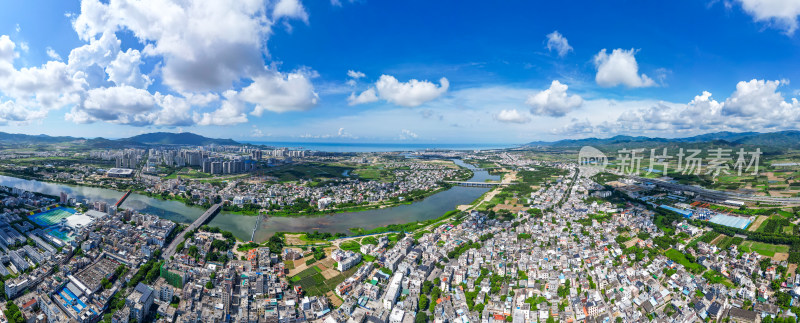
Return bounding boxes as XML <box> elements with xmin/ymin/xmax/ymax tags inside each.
<box><xmin>0</xmin><ymin>131</ymin><xmax>239</xmax><ymax>147</ymax></box>
<box><xmin>123</xmin><ymin>132</ymin><xmax>239</xmax><ymax>146</ymax></box>
<box><xmin>0</xmin><ymin>132</ymin><xmax>79</xmax><ymax>144</ymax></box>
<box><xmin>526</xmin><ymin>131</ymin><xmax>800</xmax><ymax>150</ymax></box>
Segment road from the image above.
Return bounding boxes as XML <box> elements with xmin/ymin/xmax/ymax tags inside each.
<box><xmin>163</xmin><ymin>203</ymin><xmax>223</xmax><ymax>259</ymax></box>
<box><xmin>628</xmin><ymin>174</ymin><xmax>800</xmax><ymax>205</ymax></box>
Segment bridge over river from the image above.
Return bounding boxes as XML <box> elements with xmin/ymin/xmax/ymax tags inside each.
<box><xmin>163</xmin><ymin>203</ymin><xmax>223</xmax><ymax>259</ymax></box>
<box><xmin>445</xmin><ymin>181</ymin><xmax>512</xmax><ymax>188</ymax></box>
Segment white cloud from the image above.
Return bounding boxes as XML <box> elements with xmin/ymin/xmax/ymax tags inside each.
<box><xmin>251</xmin><ymin>125</ymin><xmax>268</xmax><ymax>137</ymax></box>
<box><xmin>494</xmin><ymin>109</ymin><xmax>531</xmax><ymax>124</ymax></box>
<box><xmin>0</xmin><ymin>35</ymin><xmax>17</xmax><ymax>77</ymax></box>
<box><xmin>0</xmin><ymin>0</ymin><xmax>319</xmax><ymax>128</ymax></box>
<box><xmin>560</xmin><ymin>79</ymin><xmax>800</xmax><ymax>136</ymax></box>
<box><xmin>373</xmin><ymin>75</ymin><xmax>449</xmax><ymax>107</ymax></box>
<box><xmin>722</xmin><ymin>79</ymin><xmax>790</xmax><ymax>117</ymax></box>
<box><xmin>72</xmin><ymin>0</ymin><xmax>305</xmax><ymax>93</ymax></box>
<box><xmin>194</xmin><ymin>90</ymin><xmax>249</xmax><ymax>126</ymax></box>
<box><xmin>337</xmin><ymin>127</ymin><xmax>357</xmax><ymax>139</ymax></box>
<box><xmin>347</xmin><ymin>70</ymin><xmax>365</xmax><ymax>79</ymax></box>
<box><xmin>241</xmin><ymin>68</ymin><xmax>319</xmax><ymax>115</ymax></box>
<box><xmin>105</xmin><ymin>48</ymin><xmax>151</xmax><ymax>88</ymax></box>
<box><xmin>346</xmin><ymin>70</ymin><xmax>366</xmax><ymax>86</ymax></box>
<box><xmin>273</xmin><ymin>0</ymin><xmax>309</xmax><ymax>24</ymax></box>
<box><xmin>593</xmin><ymin>48</ymin><xmax>656</xmax><ymax>88</ymax></box>
<box><xmin>735</xmin><ymin>0</ymin><xmax>800</xmax><ymax>34</ymax></box>
<box><xmin>46</xmin><ymin>47</ymin><xmax>62</xmax><ymax>61</ymax></box>
<box><xmin>551</xmin><ymin>118</ymin><xmax>595</xmax><ymax>135</ymax></box>
<box><xmin>66</xmin><ymin>85</ymin><xmax>156</xmax><ymax>125</ymax></box>
<box><xmin>347</xmin><ymin>88</ymin><xmax>379</xmax><ymax>105</ymax></box>
<box><xmin>525</xmin><ymin>80</ymin><xmax>583</xmax><ymax>117</ymax></box>
<box><xmin>0</xmin><ymin>40</ymin><xmax>85</xmax><ymax>113</ymax></box>
<box><xmin>399</xmin><ymin>129</ymin><xmax>418</xmax><ymax>140</ymax></box>
<box><xmin>545</xmin><ymin>31</ymin><xmax>573</xmax><ymax>57</ymax></box>
<box><xmin>0</xmin><ymin>100</ymin><xmax>48</xmax><ymax>125</ymax></box>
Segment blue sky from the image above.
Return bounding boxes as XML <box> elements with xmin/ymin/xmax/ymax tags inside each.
<box><xmin>1</xmin><ymin>0</ymin><xmax>800</xmax><ymax>143</ymax></box>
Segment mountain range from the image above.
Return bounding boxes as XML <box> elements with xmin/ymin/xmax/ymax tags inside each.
<box><xmin>0</xmin><ymin>131</ymin><xmax>239</xmax><ymax>147</ymax></box>
<box><xmin>526</xmin><ymin>131</ymin><xmax>800</xmax><ymax>150</ymax></box>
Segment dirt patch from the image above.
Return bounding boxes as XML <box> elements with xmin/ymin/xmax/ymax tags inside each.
<box><xmin>769</xmin><ymin>190</ymin><xmax>793</xmax><ymax>198</ymax></box>
<box><xmin>773</xmin><ymin>252</ymin><xmax>789</xmax><ymax>261</ymax></box>
<box><xmin>326</xmin><ymin>291</ymin><xmax>343</xmax><ymax>307</ymax></box>
<box><xmin>748</xmin><ymin>216</ymin><xmax>767</xmax><ymax>232</ymax></box>
<box><xmin>284</xmin><ymin>234</ymin><xmax>305</xmax><ymax>245</ymax></box>
<box><xmin>492</xmin><ymin>204</ymin><xmax>528</xmax><ymax>213</ymax></box>
<box><xmin>318</xmin><ymin>257</ymin><xmax>336</xmax><ymax>269</ymax></box>
<box><xmin>623</xmin><ymin>238</ymin><xmax>640</xmax><ymax>249</ymax></box>
<box><xmin>321</xmin><ymin>268</ymin><xmax>339</xmax><ymax>279</ymax></box>
<box><xmin>502</xmin><ymin>171</ymin><xmax>518</xmax><ymax>184</ymax></box>
<box><xmin>766</xmin><ymin>172</ymin><xmax>781</xmax><ymax>181</ymax></box>
<box><xmin>788</xmin><ymin>264</ymin><xmax>797</xmax><ymax>282</ymax></box>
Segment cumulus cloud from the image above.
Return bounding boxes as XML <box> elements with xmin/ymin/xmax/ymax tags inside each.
<box><xmin>194</xmin><ymin>90</ymin><xmax>249</xmax><ymax>126</ymax></box>
<box><xmin>273</xmin><ymin>0</ymin><xmax>309</xmax><ymax>24</ymax></box>
<box><xmin>0</xmin><ymin>100</ymin><xmax>49</xmax><ymax>125</ymax></box>
<box><xmin>545</xmin><ymin>31</ymin><xmax>573</xmax><ymax>57</ymax></box>
<box><xmin>559</xmin><ymin>79</ymin><xmax>800</xmax><ymax>136</ymax></box>
<box><xmin>494</xmin><ymin>109</ymin><xmax>531</xmax><ymax>124</ymax></box>
<box><xmin>73</xmin><ymin>0</ymin><xmax>275</xmax><ymax>92</ymax></box>
<box><xmin>0</xmin><ymin>0</ymin><xmax>319</xmax><ymax>127</ymax></box>
<box><xmin>722</xmin><ymin>79</ymin><xmax>790</xmax><ymax>117</ymax></box>
<box><xmin>735</xmin><ymin>0</ymin><xmax>800</xmax><ymax>34</ymax></box>
<box><xmin>66</xmin><ymin>86</ymin><xmax>156</xmax><ymax>125</ymax></box>
<box><xmin>551</xmin><ymin>118</ymin><xmax>595</xmax><ymax>135</ymax></box>
<box><xmin>105</xmin><ymin>48</ymin><xmax>151</xmax><ymax>88</ymax></box>
<box><xmin>593</xmin><ymin>48</ymin><xmax>656</xmax><ymax>88</ymax></box>
<box><xmin>525</xmin><ymin>80</ymin><xmax>583</xmax><ymax>117</ymax></box>
<box><xmin>240</xmin><ymin>68</ymin><xmax>320</xmax><ymax>115</ymax></box>
<box><xmin>0</xmin><ymin>37</ymin><xmax>86</xmax><ymax>113</ymax></box>
<box><xmin>372</xmin><ymin>75</ymin><xmax>449</xmax><ymax>107</ymax></box>
<box><xmin>347</xmin><ymin>88</ymin><xmax>379</xmax><ymax>106</ymax></box>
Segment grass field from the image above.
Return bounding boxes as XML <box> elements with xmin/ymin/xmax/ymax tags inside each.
<box><xmin>163</xmin><ymin>168</ymin><xmax>212</xmax><ymax>179</ymax></box>
<box><xmin>353</xmin><ymin>168</ymin><xmax>394</xmax><ymax>182</ymax></box>
<box><xmin>339</xmin><ymin>240</ymin><xmax>361</xmax><ymax>252</ymax></box>
<box><xmin>262</xmin><ymin>163</ymin><xmax>355</xmax><ymax>182</ymax></box>
<box><xmin>739</xmin><ymin>241</ymin><xmax>789</xmax><ymax>257</ymax></box>
<box><xmin>703</xmin><ymin>270</ymin><xmax>734</xmax><ymax>288</ymax></box>
<box><xmin>665</xmin><ymin>249</ymin><xmax>704</xmax><ymax>273</ymax></box>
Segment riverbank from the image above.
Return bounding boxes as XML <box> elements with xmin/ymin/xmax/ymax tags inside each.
<box><xmin>0</xmin><ymin>159</ymin><xmax>498</xmax><ymax>243</ymax></box>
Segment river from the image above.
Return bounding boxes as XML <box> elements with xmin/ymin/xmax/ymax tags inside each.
<box><xmin>0</xmin><ymin>159</ymin><xmax>498</xmax><ymax>242</ymax></box>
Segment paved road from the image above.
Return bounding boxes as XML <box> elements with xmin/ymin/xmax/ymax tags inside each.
<box><xmin>628</xmin><ymin>174</ymin><xmax>800</xmax><ymax>205</ymax></box>
<box><xmin>163</xmin><ymin>203</ymin><xmax>222</xmax><ymax>259</ymax></box>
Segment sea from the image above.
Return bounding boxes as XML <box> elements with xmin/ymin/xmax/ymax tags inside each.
<box><xmin>240</xmin><ymin>141</ymin><xmax>518</xmax><ymax>152</ymax></box>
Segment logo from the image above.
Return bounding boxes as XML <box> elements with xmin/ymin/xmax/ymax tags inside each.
<box><xmin>578</xmin><ymin>146</ymin><xmax>608</xmax><ymax>171</ymax></box>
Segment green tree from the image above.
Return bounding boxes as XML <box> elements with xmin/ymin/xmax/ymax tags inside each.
<box><xmin>415</xmin><ymin>312</ymin><xmax>428</xmax><ymax>323</ymax></box>
<box><xmin>419</xmin><ymin>294</ymin><xmax>429</xmax><ymax>312</ymax></box>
